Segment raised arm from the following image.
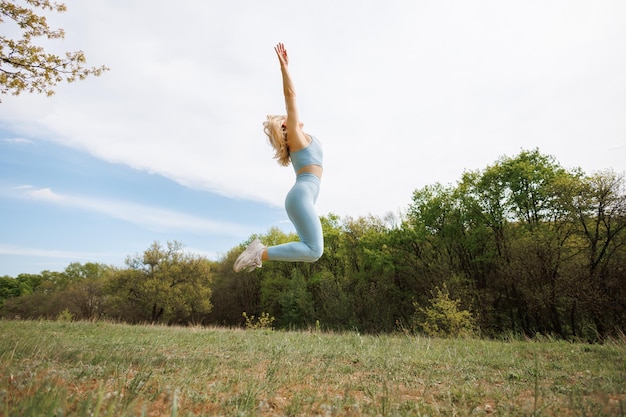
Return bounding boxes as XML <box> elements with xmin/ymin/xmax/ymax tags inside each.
<box><xmin>274</xmin><ymin>43</ymin><xmax>308</xmax><ymax>149</ymax></box>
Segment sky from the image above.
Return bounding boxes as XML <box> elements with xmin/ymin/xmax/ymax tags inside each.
<box><xmin>1</xmin><ymin>0</ymin><xmax>625</xmax><ymax>277</ymax></box>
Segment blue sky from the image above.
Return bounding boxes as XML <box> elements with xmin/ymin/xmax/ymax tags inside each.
<box><xmin>1</xmin><ymin>0</ymin><xmax>625</xmax><ymax>276</ymax></box>
<box><xmin>0</xmin><ymin>130</ymin><xmax>286</xmax><ymax>275</ymax></box>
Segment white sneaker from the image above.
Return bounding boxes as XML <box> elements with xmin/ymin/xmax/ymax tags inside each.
<box><xmin>233</xmin><ymin>238</ymin><xmax>265</xmax><ymax>272</ymax></box>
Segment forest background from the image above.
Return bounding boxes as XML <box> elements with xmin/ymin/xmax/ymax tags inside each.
<box><xmin>2</xmin><ymin>149</ymin><xmax>625</xmax><ymax>343</ymax></box>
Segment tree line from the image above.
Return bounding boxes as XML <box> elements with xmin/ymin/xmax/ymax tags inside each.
<box><xmin>2</xmin><ymin>149</ymin><xmax>625</xmax><ymax>341</ymax></box>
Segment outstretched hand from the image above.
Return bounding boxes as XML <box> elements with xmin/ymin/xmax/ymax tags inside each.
<box><xmin>274</xmin><ymin>43</ymin><xmax>289</xmax><ymax>67</ymax></box>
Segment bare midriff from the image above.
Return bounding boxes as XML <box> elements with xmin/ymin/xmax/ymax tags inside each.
<box><xmin>296</xmin><ymin>164</ymin><xmax>323</xmax><ymax>179</ymax></box>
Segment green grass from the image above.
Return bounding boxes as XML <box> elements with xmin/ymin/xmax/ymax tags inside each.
<box><xmin>1</xmin><ymin>320</ymin><xmax>624</xmax><ymax>416</ymax></box>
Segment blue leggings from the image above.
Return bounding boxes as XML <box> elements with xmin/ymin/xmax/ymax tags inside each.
<box><xmin>267</xmin><ymin>173</ymin><xmax>324</xmax><ymax>262</ymax></box>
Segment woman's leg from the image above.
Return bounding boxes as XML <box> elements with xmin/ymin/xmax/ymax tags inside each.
<box><xmin>267</xmin><ymin>174</ymin><xmax>323</xmax><ymax>262</ymax></box>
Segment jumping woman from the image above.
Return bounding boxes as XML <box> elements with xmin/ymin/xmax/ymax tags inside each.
<box><xmin>234</xmin><ymin>42</ymin><xmax>324</xmax><ymax>272</ymax></box>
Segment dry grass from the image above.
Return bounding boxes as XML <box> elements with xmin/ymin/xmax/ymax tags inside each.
<box><xmin>1</xmin><ymin>320</ymin><xmax>624</xmax><ymax>416</ymax></box>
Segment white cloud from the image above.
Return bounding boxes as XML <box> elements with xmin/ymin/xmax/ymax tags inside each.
<box><xmin>3</xmin><ymin>138</ymin><xmax>33</xmax><ymax>145</ymax></box>
<box><xmin>25</xmin><ymin>187</ymin><xmax>64</xmax><ymax>202</ymax></box>
<box><xmin>14</xmin><ymin>186</ymin><xmax>247</xmax><ymax>236</ymax></box>
<box><xmin>1</xmin><ymin>0</ymin><xmax>625</xmax><ymax>219</ymax></box>
<box><xmin>0</xmin><ymin>244</ymin><xmax>108</xmax><ymax>260</ymax></box>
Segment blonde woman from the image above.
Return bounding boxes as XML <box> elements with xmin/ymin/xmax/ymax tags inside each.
<box><xmin>234</xmin><ymin>43</ymin><xmax>324</xmax><ymax>272</ymax></box>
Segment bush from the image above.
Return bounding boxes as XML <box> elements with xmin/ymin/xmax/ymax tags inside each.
<box><xmin>242</xmin><ymin>312</ymin><xmax>275</xmax><ymax>330</ymax></box>
<box><xmin>415</xmin><ymin>284</ymin><xmax>476</xmax><ymax>338</ymax></box>
<box><xmin>56</xmin><ymin>308</ymin><xmax>74</xmax><ymax>322</ymax></box>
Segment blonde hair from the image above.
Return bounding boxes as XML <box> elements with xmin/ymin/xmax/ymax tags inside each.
<box><xmin>263</xmin><ymin>115</ymin><xmax>290</xmax><ymax>166</ymax></box>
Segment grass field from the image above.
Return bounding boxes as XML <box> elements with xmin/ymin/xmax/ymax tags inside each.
<box><xmin>1</xmin><ymin>320</ymin><xmax>624</xmax><ymax>416</ymax></box>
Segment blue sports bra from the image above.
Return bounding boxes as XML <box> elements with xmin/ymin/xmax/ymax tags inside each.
<box><xmin>290</xmin><ymin>135</ymin><xmax>323</xmax><ymax>172</ymax></box>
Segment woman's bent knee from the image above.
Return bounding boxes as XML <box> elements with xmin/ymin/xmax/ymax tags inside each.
<box><xmin>306</xmin><ymin>245</ymin><xmax>324</xmax><ymax>262</ymax></box>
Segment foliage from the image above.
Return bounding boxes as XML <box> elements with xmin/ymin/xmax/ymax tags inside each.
<box><xmin>262</xmin><ymin>268</ymin><xmax>315</xmax><ymax>329</ymax></box>
<box><xmin>1</xmin><ymin>150</ymin><xmax>625</xmax><ymax>341</ymax></box>
<box><xmin>1</xmin><ymin>242</ymin><xmax>213</xmax><ymax>325</ymax></box>
<box><xmin>106</xmin><ymin>241</ymin><xmax>213</xmax><ymax>324</ymax></box>
<box><xmin>242</xmin><ymin>311</ymin><xmax>275</xmax><ymax>330</ymax></box>
<box><xmin>55</xmin><ymin>307</ymin><xmax>73</xmax><ymax>322</ymax></box>
<box><xmin>0</xmin><ymin>0</ymin><xmax>108</xmax><ymax>100</ymax></box>
<box><xmin>415</xmin><ymin>284</ymin><xmax>476</xmax><ymax>338</ymax></box>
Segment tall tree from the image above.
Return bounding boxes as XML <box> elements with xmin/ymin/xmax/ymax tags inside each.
<box><xmin>1</xmin><ymin>0</ymin><xmax>107</xmax><ymax>99</ymax></box>
<box><xmin>63</xmin><ymin>262</ymin><xmax>111</xmax><ymax>320</ymax></box>
<box><xmin>570</xmin><ymin>170</ymin><xmax>626</xmax><ymax>338</ymax></box>
<box><xmin>107</xmin><ymin>241</ymin><xmax>213</xmax><ymax>324</ymax></box>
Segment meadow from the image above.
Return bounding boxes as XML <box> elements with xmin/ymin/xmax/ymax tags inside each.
<box><xmin>1</xmin><ymin>320</ymin><xmax>624</xmax><ymax>416</ymax></box>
